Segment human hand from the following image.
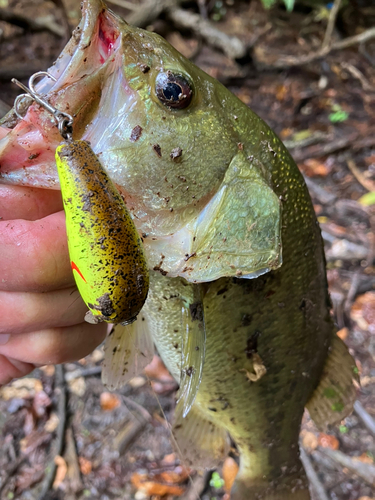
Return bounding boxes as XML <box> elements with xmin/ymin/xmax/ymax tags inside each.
<box><xmin>0</xmin><ymin>185</ymin><xmax>108</xmax><ymax>384</ymax></box>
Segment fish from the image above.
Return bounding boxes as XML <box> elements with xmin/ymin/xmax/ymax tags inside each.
<box><xmin>0</xmin><ymin>1</ymin><xmax>358</xmax><ymax>498</ymax></box>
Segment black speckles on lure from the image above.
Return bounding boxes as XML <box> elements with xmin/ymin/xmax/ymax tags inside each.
<box><xmin>55</xmin><ymin>140</ymin><xmax>149</xmax><ymax>324</ymax></box>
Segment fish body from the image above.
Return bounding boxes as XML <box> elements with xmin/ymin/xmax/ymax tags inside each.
<box><xmin>0</xmin><ymin>2</ymin><xmax>357</xmax><ymax>498</ymax></box>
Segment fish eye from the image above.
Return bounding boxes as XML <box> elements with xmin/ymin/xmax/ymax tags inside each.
<box><xmin>155</xmin><ymin>71</ymin><xmax>193</xmax><ymax>109</ymax></box>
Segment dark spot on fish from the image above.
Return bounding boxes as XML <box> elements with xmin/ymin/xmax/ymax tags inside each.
<box><xmin>208</xmin><ymin>407</ymin><xmax>217</xmax><ymax>412</ymax></box>
<box><xmin>130</xmin><ymin>125</ymin><xmax>143</xmax><ymax>142</ymax></box>
<box><xmin>299</xmin><ymin>299</ymin><xmax>306</xmax><ymax>310</ymax></box>
<box><xmin>195</xmin><ymin>346</ymin><xmax>199</xmax><ymax>351</ymax></box>
<box><xmin>185</xmin><ymin>366</ymin><xmax>194</xmax><ymax>377</ymax></box>
<box><xmin>245</xmin><ymin>331</ymin><xmax>261</xmax><ymax>358</ymax></box>
<box><xmin>184</xmin><ymin>252</ymin><xmax>196</xmax><ymax>262</ymax></box>
<box><xmin>142</xmin><ymin>233</ymin><xmax>148</xmax><ymax>238</ymax></box>
<box><xmin>28</xmin><ymin>153</ymin><xmax>39</xmax><ymax>160</ymax></box>
<box><xmin>173</xmin><ymin>343</ymin><xmax>179</xmax><ymax>349</ymax></box>
<box><xmin>237</xmin><ymin>142</ymin><xmax>244</xmax><ymax>150</ymax></box>
<box><xmin>217</xmin><ymin>287</ymin><xmax>228</xmax><ymax>296</ymax></box>
<box><xmin>153</xmin><ymin>264</ymin><xmax>168</xmax><ymax>276</ymax></box>
<box><xmin>170</xmin><ymin>147</ymin><xmax>182</xmax><ymax>161</ymax></box>
<box><xmin>138</xmin><ymin>63</ymin><xmax>150</xmax><ymax>73</ymax></box>
<box><xmin>241</xmin><ymin>313</ymin><xmax>252</xmax><ymax>327</ymax></box>
<box><xmin>265</xmin><ymin>290</ymin><xmax>276</xmax><ymax>299</ymax></box>
<box><xmin>153</xmin><ymin>144</ymin><xmax>162</xmax><ymax>157</ymax></box>
<box><xmin>190</xmin><ymin>302</ymin><xmax>203</xmax><ymax>322</ymax></box>
<box><xmin>112</xmin><ymin>346</ymin><xmax>117</xmax><ymax>354</ymax></box>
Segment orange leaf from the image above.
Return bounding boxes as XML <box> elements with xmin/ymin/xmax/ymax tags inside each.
<box><xmin>301</xmin><ymin>431</ymin><xmax>318</xmax><ymax>451</ymax></box>
<box><xmin>354</xmin><ymin>453</ymin><xmax>374</xmax><ymax>464</ymax></box>
<box><xmin>299</xmin><ymin>159</ymin><xmax>329</xmax><ymax>178</ymax></box>
<box><xmin>222</xmin><ymin>457</ymin><xmax>239</xmax><ymax>493</ymax></box>
<box><xmin>79</xmin><ymin>457</ymin><xmax>92</xmax><ymax>475</ymax></box>
<box><xmin>318</xmin><ymin>433</ymin><xmax>339</xmax><ymax>450</ymax></box>
<box><xmin>100</xmin><ymin>392</ymin><xmax>121</xmax><ymax>411</ymax></box>
<box><xmin>53</xmin><ymin>455</ymin><xmax>67</xmax><ymax>489</ymax></box>
<box><xmin>336</xmin><ymin>327</ymin><xmax>348</xmax><ymax>341</ymax></box>
<box><xmin>131</xmin><ymin>472</ymin><xmax>185</xmax><ymax>496</ymax></box>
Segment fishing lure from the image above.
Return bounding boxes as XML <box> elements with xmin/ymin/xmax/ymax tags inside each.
<box><xmin>12</xmin><ymin>72</ymin><xmax>149</xmax><ymax>325</ymax></box>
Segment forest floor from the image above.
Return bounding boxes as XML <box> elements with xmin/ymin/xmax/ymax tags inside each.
<box><xmin>0</xmin><ymin>0</ymin><xmax>375</xmax><ymax>499</ymax></box>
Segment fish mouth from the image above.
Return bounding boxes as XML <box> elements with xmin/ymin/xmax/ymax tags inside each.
<box><xmin>0</xmin><ymin>0</ymin><xmax>125</xmax><ymax>188</ymax></box>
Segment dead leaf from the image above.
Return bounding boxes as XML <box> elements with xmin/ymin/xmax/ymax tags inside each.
<box><xmin>222</xmin><ymin>456</ymin><xmax>239</xmax><ymax>493</ymax></box>
<box><xmin>351</xmin><ymin>291</ymin><xmax>375</xmax><ymax>334</ymax></box>
<box><xmin>301</xmin><ymin>430</ymin><xmax>319</xmax><ymax>451</ymax></box>
<box><xmin>336</xmin><ymin>327</ymin><xmax>349</xmax><ymax>340</ymax></box>
<box><xmin>318</xmin><ymin>433</ymin><xmax>339</xmax><ymax>450</ymax></box>
<box><xmin>144</xmin><ymin>355</ymin><xmax>177</xmax><ymax>394</ymax></box>
<box><xmin>0</xmin><ymin>378</ymin><xmax>43</xmax><ymax>400</ymax></box>
<box><xmin>299</xmin><ymin>159</ymin><xmax>330</xmax><ymax>177</ymax></box>
<box><xmin>44</xmin><ymin>413</ymin><xmax>60</xmax><ymax>433</ymax></box>
<box><xmin>68</xmin><ymin>376</ymin><xmax>86</xmax><ymax>397</ymax></box>
<box><xmin>53</xmin><ymin>455</ymin><xmax>67</xmax><ymax>489</ymax></box>
<box><xmin>100</xmin><ymin>392</ymin><xmax>121</xmax><ymax>411</ymax></box>
<box><xmin>354</xmin><ymin>453</ymin><xmax>374</xmax><ymax>464</ymax></box>
<box><xmin>131</xmin><ymin>472</ymin><xmax>185</xmax><ymax>496</ymax></box>
<box><xmin>79</xmin><ymin>456</ymin><xmax>93</xmax><ymax>475</ymax></box>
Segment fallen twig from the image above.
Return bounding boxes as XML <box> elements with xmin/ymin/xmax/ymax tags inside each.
<box><xmin>341</xmin><ymin>62</ymin><xmax>375</xmax><ymax>92</ymax></box>
<box><xmin>166</xmin><ymin>8</ymin><xmax>246</xmax><ymax>59</ymax></box>
<box><xmin>322</xmin><ymin>0</ymin><xmax>343</xmax><ymax>51</ymax></box>
<box><xmin>319</xmin><ymin>446</ymin><xmax>375</xmax><ymax>486</ymax></box>
<box><xmin>0</xmin><ymin>8</ymin><xmax>64</xmax><ymax>37</ymax></box>
<box><xmin>37</xmin><ymin>365</ymin><xmax>67</xmax><ymax>500</ymax></box>
<box><xmin>300</xmin><ymin>447</ymin><xmax>330</xmax><ymax>500</ymax></box>
<box><xmin>258</xmin><ymin>26</ymin><xmax>375</xmax><ymax>69</ymax></box>
<box><xmin>303</xmin><ymin>176</ymin><xmax>337</xmax><ymax>205</ymax></box>
<box><xmin>127</xmin><ymin>0</ymin><xmax>181</xmax><ymax>28</ymax></box>
<box><xmin>65</xmin><ymin>365</ymin><xmax>102</xmax><ymax>382</ymax></box>
<box><xmin>354</xmin><ymin>401</ymin><xmax>375</xmax><ymax>437</ymax></box>
<box><xmin>346</xmin><ymin>157</ymin><xmax>375</xmax><ymax>192</ymax></box>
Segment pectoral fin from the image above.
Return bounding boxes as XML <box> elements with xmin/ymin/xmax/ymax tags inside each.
<box><xmin>180</xmin><ymin>152</ymin><xmax>282</xmax><ymax>282</ymax></box>
<box><xmin>306</xmin><ymin>335</ymin><xmax>359</xmax><ymax>430</ymax></box>
<box><xmin>102</xmin><ymin>313</ymin><xmax>154</xmax><ymax>390</ymax></box>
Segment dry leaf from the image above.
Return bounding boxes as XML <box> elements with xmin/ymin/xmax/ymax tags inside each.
<box><xmin>0</xmin><ymin>378</ymin><xmax>43</xmax><ymax>400</ymax></box>
<box><xmin>336</xmin><ymin>327</ymin><xmax>349</xmax><ymax>340</ymax></box>
<box><xmin>53</xmin><ymin>455</ymin><xmax>67</xmax><ymax>489</ymax></box>
<box><xmin>222</xmin><ymin>456</ymin><xmax>239</xmax><ymax>493</ymax></box>
<box><xmin>318</xmin><ymin>433</ymin><xmax>339</xmax><ymax>450</ymax></box>
<box><xmin>299</xmin><ymin>159</ymin><xmax>330</xmax><ymax>177</ymax></box>
<box><xmin>351</xmin><ymin>292</ymin><xmax>375</xmax><ymax>333</ymax></box>
<box><xmin>79</xmin><ymin>456</ymin><xmax>93</xmax><ymax>475</ymax></box>
<box><xmin>100</xmin><ymin>392</ymin><xmax>121</xmax><ymax>411</ymax></box>
<box><xmin>68</xmin><ymin>376</ymin><xmax>86</xmax><ymax>397</ymax></box>
<box><xmin>44</xmin><ymin>413</ymin><xmax>59</xmax><ymax>433</ymax></box>
<box><xmin>131</xmin><ymin>472</ymin><xmax>185</xmax><ymax>496</ymax></box>
<box><xmin>301</xmin><ymin>431</ymin><xmax>319</xmax><ymax>451</ymax></box>
<box><xmin>354</xmin><ymin>453</ymin><xmax>374</xmax><ymax>464</ymax></box>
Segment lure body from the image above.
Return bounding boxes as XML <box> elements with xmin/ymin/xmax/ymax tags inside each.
<box><xmin>55</xmin><ymin>140</ymin><xmax>149</xmax><ymax>324</ymax></box>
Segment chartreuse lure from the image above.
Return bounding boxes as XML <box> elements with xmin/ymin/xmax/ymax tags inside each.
<box><xmin>55</xmin><ymin>140</ymin><xmax>149</xmax><ymax>324</ymax></box>
<box><xmin>11</xmin><ymin>72</ymin><xmax>149</xmax><ymax>325</ymax></box>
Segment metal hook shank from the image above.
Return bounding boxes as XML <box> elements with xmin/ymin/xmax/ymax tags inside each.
<box><xmin>11</xmin><ymin>72</ymin><xmax>74</xmax><ymax>138</ymax></box>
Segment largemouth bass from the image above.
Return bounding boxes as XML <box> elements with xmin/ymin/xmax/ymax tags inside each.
<box><xmin>0</xmin><ymin>1</ymin><xmax>358</xmax><ymax>498</ymax></box>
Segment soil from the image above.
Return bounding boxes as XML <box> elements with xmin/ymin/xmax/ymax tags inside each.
<box><xmin>0</xmin><ymin>1</ymin><xmax>375</xmax><ymax>499</ymax></box>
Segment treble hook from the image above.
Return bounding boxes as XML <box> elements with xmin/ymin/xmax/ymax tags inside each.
<box><xmin>12</xmin><ymin>71</ymin><xmax>74</xmax><ymax>140</ymax></box>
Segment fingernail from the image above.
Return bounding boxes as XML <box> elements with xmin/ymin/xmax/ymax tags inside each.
<box><xmin>0</xmin><ymin>334</ymin><xmax>10</xmax><ymax>345</ymax></box>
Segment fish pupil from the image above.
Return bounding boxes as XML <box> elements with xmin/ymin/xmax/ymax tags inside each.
<box><xmin>163</xmin><ymin>82</ymin><xmax>182</xmax><ymax>102</ymax></box>
<box><xmin>155</xmin><ymin>72</ymin><xmax>193</xmax><ymax>109</ymax></box>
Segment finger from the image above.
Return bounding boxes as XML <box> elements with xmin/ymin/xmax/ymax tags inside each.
<box><xmin>0</xmin><ymin>210</ymin><xmax>72</xmax><ymax>292</ymax></box>
<box><xmin>0</xmin><ymin>185</ymin><xmax>63</xmax><ymax>221</ymax></box>
<box><xmin>0</xmin><ymin>287</ymin><xmax>90</xmax><ymax>335</ymax></box>
<box><xmin>0</xmin><ymin>355</ymin><xmax>35</xmax><ymax>385</ymax></box>
<box><xmin>0</xmin><ymin>322</ymin><xmax>108</xmax><ymax>383</ymax></box>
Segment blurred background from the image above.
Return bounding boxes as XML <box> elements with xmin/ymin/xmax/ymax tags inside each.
<box><xmin>0</xmin><ymin>1</ymin><xmax>375</xmax><ymax>499</ymax></box>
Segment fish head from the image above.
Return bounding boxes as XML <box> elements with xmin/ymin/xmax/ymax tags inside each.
<box><xmin>0</xmin><ymin>0</ymin><xmax>282</xmax><ymax>282</ymax></box>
